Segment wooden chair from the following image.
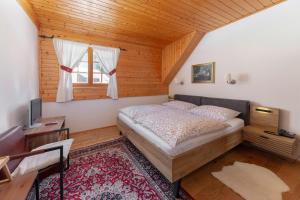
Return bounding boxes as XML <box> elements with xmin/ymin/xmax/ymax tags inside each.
<box><xmin>0</xmin><ymin>126</ymin><xmax>73</xmax><ymax>200</ymax></box>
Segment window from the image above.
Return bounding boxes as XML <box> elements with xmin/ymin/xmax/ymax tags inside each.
<box><xmin>72</xmin><ymin>52</ymin><xmax>88</xmax><ymax>84</ymax></box>
<box><xmin>72</xmin><ymin>47</ymin><xmax>109</xmax><ymax>85</ymax></box>
<box><xmin>93</xmin><ymin>52</ymin><xmax>109</xmax><ymax>84</ymax></box>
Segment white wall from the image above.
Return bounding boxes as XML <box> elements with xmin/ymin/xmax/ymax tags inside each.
<box><xmin>170</xmin><ymin>0</ymin><xmax>300</xmax><ymax>135</ymax></box>
<box><xmin>0</xmin><ymin>0</ymin><xmax>39</xmax><ymax>134</ymax></box>
<box><xmin>43</xmin><ymin>95</ymin><xmax>168</xmax><ymax>132</ymax></box>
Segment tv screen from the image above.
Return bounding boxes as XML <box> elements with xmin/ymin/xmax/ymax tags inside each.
<box><xmin>30</xmin><ymin>98</ymin><xmax>42</xmax><ymax>125</ymax></box>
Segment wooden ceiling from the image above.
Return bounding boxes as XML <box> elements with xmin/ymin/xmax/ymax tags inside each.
<box><xmin>27</xmin><ymin>0</ymin><xmax>284</xmax><ymax>47</ymax></box>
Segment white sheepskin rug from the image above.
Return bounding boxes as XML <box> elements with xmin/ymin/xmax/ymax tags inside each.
<box><xmin>212</xmin><ymin>161</ymin><xmax>289</xmax><ymax>200</ymax></box>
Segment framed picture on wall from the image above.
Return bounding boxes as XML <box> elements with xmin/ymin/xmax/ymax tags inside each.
<box><xmin>192</xmin><ymin>62</ymin><xmax>215</xmax><ymax>83</ymax></box>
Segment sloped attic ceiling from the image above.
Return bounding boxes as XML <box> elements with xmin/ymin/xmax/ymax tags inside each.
<box><xmin>27</xmin><ymin>0</ymin><xmax>284</xmax><ymax>47</ymax></box>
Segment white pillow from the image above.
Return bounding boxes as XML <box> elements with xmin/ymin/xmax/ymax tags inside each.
<box><xmin>162</xmin><ymin>100</ymin><xmax>197</xmax><ymax>111</ymax></box>
<box><xmin>12</xmin><ymin>139</ymin><xmax>74</xmax><ymax>177</ymax></box>
<box><xmin>190</xmin><ymin>105</ymin><xmax>240</xmax><ymax>121</ymax></box>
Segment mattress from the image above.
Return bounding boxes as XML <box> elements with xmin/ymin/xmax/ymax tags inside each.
<box><xmin>118</xmin><ymin>113</ymin><xmax>244</xmax><ymax>157</ymax></box>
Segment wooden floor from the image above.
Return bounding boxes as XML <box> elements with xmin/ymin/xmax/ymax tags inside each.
<box><xmin>70</xmin><ymin>126</ymin><xmax>121</xmax><ymax>151</ymax></box>
<box><xmin>70</xmin><ymin>127</ymin><xmax>300</xmax><ymax>200</ymax></box>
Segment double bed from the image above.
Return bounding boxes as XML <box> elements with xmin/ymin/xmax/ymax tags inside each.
<box><xmin>117</xmin><ymin>94</ymin><xmax>250</xmax><ymax>197</ymax></box>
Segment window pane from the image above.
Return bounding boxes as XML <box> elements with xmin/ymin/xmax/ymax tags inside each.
<box><xmin>78</xmin><ymin>62</ymin><xmax>88</xmax><ymax>73</ymax></box>
<box><xmin>77</xmin><ymin>73</ymin><xmax>88</xmax><ymax>83</ymax></box>
<box><xmin>93</xmin><ymin>52</ymin><xmax>109</xmax><ymax>84</ymax></box>
<box><xmin>72</xmin><ymin>73</ymin><xmax>88</xmax><ymax>83</ymax></box>
<box><xmin>72</xmin><ymin>52</ymin><xmax>88</xmax><ymax>83</ymax></box>
<box><xmin>93</xmin><ymin>73</ymin><xmax>101</xmax><ymax>83</ymax></box>
<box><xmin>102</xmin><ymin>74</ymin><xmax>109</xmax><ymax>84</ymax></box>
<box><xmin>81</xmin><ymin>52</ymin><xmax>88</xmax><ymax>62</ymax></box>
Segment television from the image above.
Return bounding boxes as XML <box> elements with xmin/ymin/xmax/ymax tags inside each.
<box><xmin>29</xmin><ymin>98</ymin><xmax>42</xmax><ymax>128</ymax></box>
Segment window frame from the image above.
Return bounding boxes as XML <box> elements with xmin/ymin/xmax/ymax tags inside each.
<box><xmin>73</xmin><ymin>47</ymin><xmax>108</xmax><ymax>87</ymax></box>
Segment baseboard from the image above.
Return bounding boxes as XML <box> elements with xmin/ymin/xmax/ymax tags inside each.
<box><xmin>71</xmin><ymin>125</ymin><xmax>117</xmax><ymax>135</ymax></box>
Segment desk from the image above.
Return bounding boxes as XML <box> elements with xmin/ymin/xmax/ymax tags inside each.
<box><xmin>0</xmin><ymin>171</ymin><xmax>38</xmax><ymax>200</ymax></box>
<box><xmin>25</xmin><ymin>116</ymin><xmax>66</xmax><ymax>150</ymax></box>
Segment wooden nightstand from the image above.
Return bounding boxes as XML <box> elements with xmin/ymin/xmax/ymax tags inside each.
<box><xmin>243</xmin><ymin>126</ymin><xmax>297</xmax><ymax>159</ymax></box>
<box><xmin>168</xmin><ymin>96</ymin><xmax>175</xmax><ymax>102</ymax></box>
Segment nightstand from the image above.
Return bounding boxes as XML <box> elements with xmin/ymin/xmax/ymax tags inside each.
<box><xmin>243</xmin><ymin>125</ymin><xmax>297</xmax><ymax>159</ymax></box>
<box><xmin>168</xmin><ymin>96</ymin><xmax>174</xmax><ymax>102</ymax></box>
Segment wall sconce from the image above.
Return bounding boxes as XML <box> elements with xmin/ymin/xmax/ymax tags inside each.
<box><xmin>225</xmin><ymin>73</ymin><xmax>236</xmax><ymax>84</ymax></box>
<box><xmin>174</xmin><ymin>78</ymin><xmax>184</xmax><ymax>85</ymax></box>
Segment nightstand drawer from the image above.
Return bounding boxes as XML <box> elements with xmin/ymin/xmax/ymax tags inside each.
<box><xmin>243</xmin><ymin>126</ymin><xmax>297</xmax><ymax>158</ymax></box>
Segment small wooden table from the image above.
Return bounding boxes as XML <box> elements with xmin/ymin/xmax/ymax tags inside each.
<box><xmin>0</xmin><ymin>171</ymin><xmax>38</xmax><ymax>200</ymax></box>
<box><xmin>25</xmin><ymin>116</ymin><xmax>66</xmax><ymax>150</ymax></box>
<box><xmin>0</xmin><ymin>156</ymin><xmax>12</xmax><ymax>184</ymax></box>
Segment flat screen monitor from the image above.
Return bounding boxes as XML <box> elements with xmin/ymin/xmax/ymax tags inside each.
<box><xmin>30</xmin><ymin>98</ymin><xmax>42</xmax><ymax>127</ymax></box>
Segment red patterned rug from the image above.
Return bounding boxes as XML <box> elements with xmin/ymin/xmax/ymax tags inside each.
<box><xmin>30</xmin><ymin>138</ymin><xmax>191</xmax><ymax>200</ymax></box>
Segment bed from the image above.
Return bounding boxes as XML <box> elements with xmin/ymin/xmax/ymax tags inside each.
<box><xmin>117</xmin><ymin>94</ymin><xmax>250</xmax><ymax>197</ymax></box>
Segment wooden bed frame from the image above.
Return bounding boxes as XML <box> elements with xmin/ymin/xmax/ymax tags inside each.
<box><xmin>117</xmin><ymin>94</ymin><xmax>250</xmax><ymax>197</ymax></box>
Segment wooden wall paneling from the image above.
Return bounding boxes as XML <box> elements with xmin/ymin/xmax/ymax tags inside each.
<box><xmin>39</xmin><ymin>27</ymin><xmax>168</xmax><ymax>102</ymax></box>
<box><xmin>16</xmin><ymin>0</ymin><xmax>39</xmax><ymax>28</ymax></box>
<box><xmin>17</xmin><ymin>0</ymin><xmax>285</xmax><ymax>101</ymax></box>
<box><xmin>162</xmin><ymin>31</ymin><xmax>204</xmax><ymax>84</ymax></box>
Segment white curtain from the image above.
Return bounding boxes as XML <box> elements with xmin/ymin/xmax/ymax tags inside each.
<box><xmin>92</xmin><ymin>45</ymin><xmax>120</xmax><ymax>99</ymax></box>
<box><xmin>53</xmin><ymin>38</ymin><xmax>89</xmax><ymax>102</ymax></box>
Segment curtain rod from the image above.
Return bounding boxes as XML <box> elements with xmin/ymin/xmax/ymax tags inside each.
<box><xmin>38</xmin><ymin>34</ymin><xmax>127</xmax><ymax>51</ymax></box>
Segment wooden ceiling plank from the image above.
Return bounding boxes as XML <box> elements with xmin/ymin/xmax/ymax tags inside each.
<box><xmin>152</xmin><ymin>0</ymin><xmax>223</xmax><ymax>27</ymax></box>
<box><xmin>25</xmin><ymin>0</ymin><xmax>284</xmax><ymax>49</ymax></box>
<box><xmin>113</xmin><ymin>0</ymin><xmax>215</xmax><ymax>32</ymax></box>
<box><xmin>39</xmin><ymin>26</ymin><xmax>164</xmax><ymax>52</ymax></box>
<box><xmin>186</xmin><ymin>0</ymin><xmax>237</xmax><ymax>22</ymax></box>
<box><xmin>257</xmin><ymin>0</ymin><xmax>274</xmax><ymax>7</ymax></box>
<box><xmin>38</xmin><ymin>18</ymin><xmax>168</xmax><ymax>48</ymax></box>
<box><xmin>39</xmin><ymin>19</ymin><xmax>169</xmax><ymax>47</ymax></box>
<box><xmin>244</xmin><ymin>0</ymin><xmax>265</xmax><ymax>10</ymax></box>
<box><xmin>91</xmin><ymin>0</ymin><xmax>211</xmax><ymax>34</ymax></box>
<box><xmin>231</xmin><ymin>0</ymin><xmax>257</xmax><ymax>12</ymax></box>
<box><xmin>205</xmin><ymin>0</ymin><xmax>243</xmax><ymax>19</ymax></box>
<box><xmin>33</xmin><ymin>5</ymin><xmax>179</xmax><ymax>42</ymax></box>
<box><xmin>86</xmin><ymin>0</ymin><xmax>207</xmax><ymax>35</ymax></box>
<box><xmin>30</xmin><ymin>0</ymin><xmax>205</xmax><ymax>40</ymax></box>
<box><xmin>271</xmin><ymin>0</ymin><xmax>284</xmax><ymax>3</ymax></box>
<box><xmin>182</xmin><ymin>0</ymin><xmax>234</xmax><ymax>24</ymax></box>
<box><xmin>31</xmin><ymin>1</ymin><xmax>170</xmax><ymax>34</ymax></box>
<box><xmin>31</xmin><ymin>0</ymin><xmax>186</xmax><ymax>36</ymax></box>
<box><xmin>97</xmin><ymin>0</ymin><xmax>208</xmax><ymax>33</ymax></box>
<box><xmin>218</xmin><ymin>0</ymin><xmax>250</xmax><ymax>16</ymax></box>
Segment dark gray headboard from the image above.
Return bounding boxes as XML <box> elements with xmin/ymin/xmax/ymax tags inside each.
<box><xmin>174</xmin><ymin>94</ymin><xmax>201</xmax><ymax>106</ymax></box>
<box><xmin>174</xmin><ymin>94</ymin><xmax>250</xmax><ymax>125</ymax></box>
